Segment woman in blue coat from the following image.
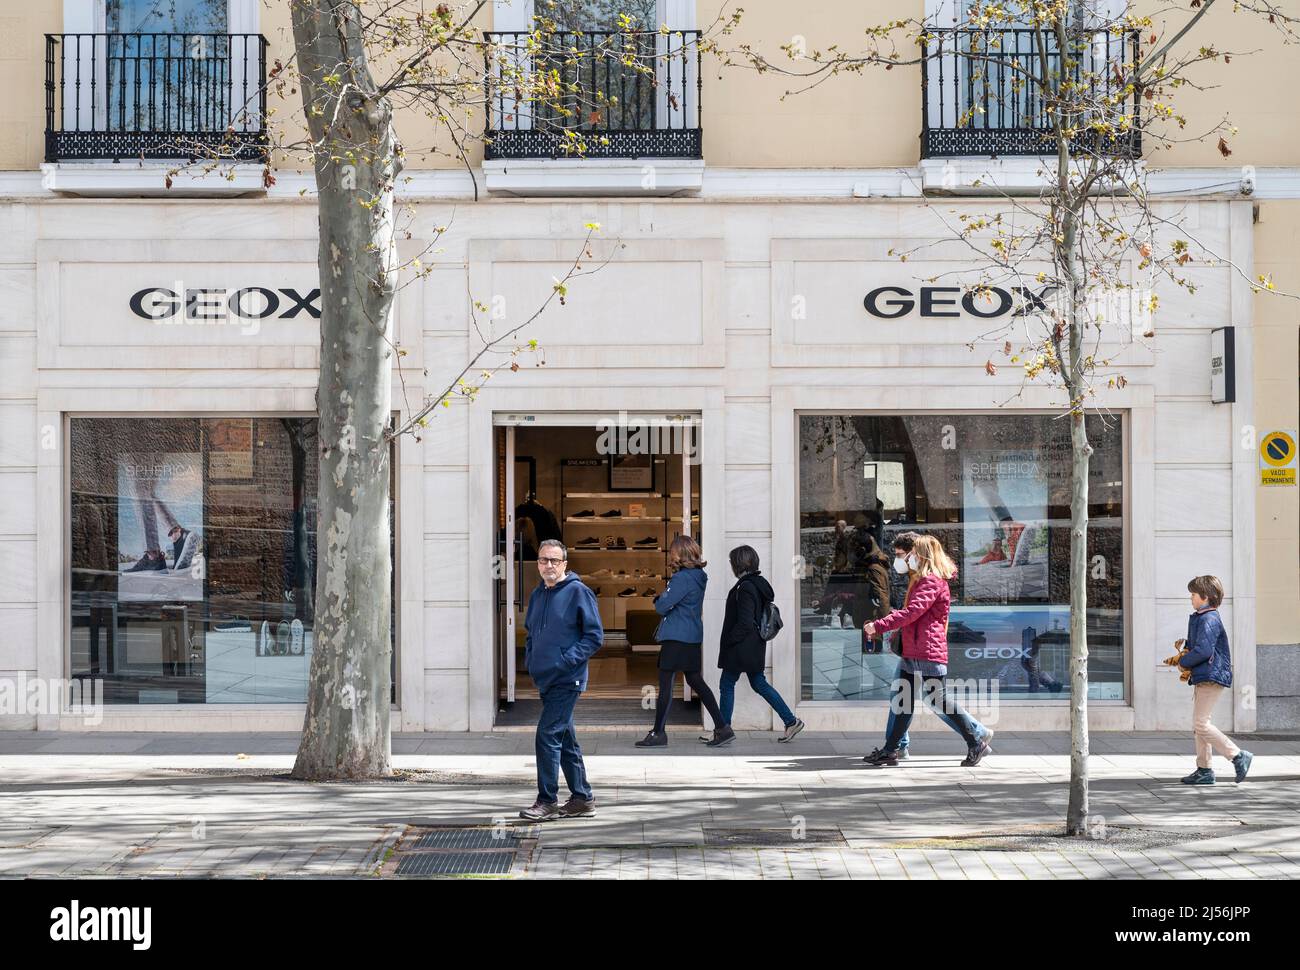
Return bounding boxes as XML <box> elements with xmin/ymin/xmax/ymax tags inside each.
<box><xmin>636</xmin><ymin>536</ymin><xmax>731</xmax><ymax>748</ymax></box>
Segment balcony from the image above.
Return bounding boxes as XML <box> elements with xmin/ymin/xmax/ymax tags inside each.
<box><xmin>921</xmin><ymin>27</ymin><xmax>1141</xmax><ymax>161</ymax></box>
<box><xmin>44</xmin><ymin>32</ymin><xmax>268</xmax><ymax>164</ymax></box>
<box><xmin>481</xmin><ymin>29</ymin><xmax>702</xmax><ymax>195</ymax></box>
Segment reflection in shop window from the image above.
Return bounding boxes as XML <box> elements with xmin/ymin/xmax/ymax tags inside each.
<box><xmin>798</xmin><ymin>414</ymin><xmax>1124</xmax><ymax>703</ymax></box>
<box><xmin>69</xmin><ymin>417</ymin><xmax>395</xmax><ymax>704</ymax></box>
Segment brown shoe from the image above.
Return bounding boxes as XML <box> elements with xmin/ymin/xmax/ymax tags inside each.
<box><xmin>559</xmin><ymin>796</ymin><xmax>596</xmax><ymax>819</ymax></box>
<box><xmin>519</xmin><ymin>799</ymin><xmax>561</xmax><ymax>821</ymax></box>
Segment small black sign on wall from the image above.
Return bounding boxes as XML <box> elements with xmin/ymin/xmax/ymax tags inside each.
<box><xmin>1211</xmin><ymin>327</ymin><xmax>1235</xmax><ymax>404</ymax></box>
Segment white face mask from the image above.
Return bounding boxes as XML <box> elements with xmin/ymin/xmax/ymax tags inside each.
<box><xmin>907</xmin><ymin>554</ymin><xmax>919</xmax><ymax>571</ymax></box>
<box><xmin>892</xmin><ymin>556</ymin><xmax>909</xmax><ymax>575</ymax></box>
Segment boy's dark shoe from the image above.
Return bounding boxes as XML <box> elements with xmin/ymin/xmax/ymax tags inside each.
<box><xmin>961</xmin><ymin>741</ymin><xmax>991</xmax><ymax>767</ymax></box>
<box><xmin>1233</xmin><ymin>750</ymin><xmax>1253</xmax><ymax>783</ymax></box>
<box><xmin>1181</xmin><ymin>767</ymin><xmax>1216</xmax><ymax>786</ymax></box>
<box><xmin>706</xmin><ymin>725</ymin><xmax>736</xmax><ymax>748</ymax></box>
<box><xmin>519</xmin><ymin>799</ymin><xmax>562</xmax><ymax>821</ymax></box>
<box><xmin>559</xmin><ymin>796</ymin><xmax>596</xmax><ymax>818</ymax></box>
<box><xmin>635</xmin><ymin>731</ymin><xmax>667</xmax><ymax>747</ymax></box>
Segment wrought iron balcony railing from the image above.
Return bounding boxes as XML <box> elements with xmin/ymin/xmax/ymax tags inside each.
<box><xmin>45</xmin><ymin>33</ymin><xmax>268</xmax><ymax>162</ymax></box>
<box><xmin>921</xmin><ymin>27</ymin><xmax>1141</xmax><ymax>159</ymax></box>
<box><xmin>483</xmin><ymin>29</ymin><xmax>702</xmax><ymax>160</ymax></box>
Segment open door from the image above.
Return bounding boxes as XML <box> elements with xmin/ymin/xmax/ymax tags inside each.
<box><xmin>493</xmin><ymin>412</ymin><xmax>703</xmax><ymax>725</ymax></box>
<box><xmin>501</xmin><ymin>425</ymin><xmax>518</xmax><ymax>703</ymax></box>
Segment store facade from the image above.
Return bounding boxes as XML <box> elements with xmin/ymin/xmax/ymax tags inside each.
<box><xmin>0</xmin><ymin>192</ymin><xmax>1265</xmax><ymax>733</ymax></box>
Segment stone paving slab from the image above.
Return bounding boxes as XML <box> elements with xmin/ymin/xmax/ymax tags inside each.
<box><xmin>1</xmin><ymin>730</ymin><xmax>1298</xmax><ymax>879</ymax></box>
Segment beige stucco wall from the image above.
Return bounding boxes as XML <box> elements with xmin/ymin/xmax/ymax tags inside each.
<box><xmin>5</xmin><ymin>1</ymin><xmax>1300</xmax><ymax>172</ymax></box>
<box><xmin>0</xmin><ymin>1</ymin><xmax>61</xmax><ymax>171</ymax></box>
<box><xmin>1138</xmin><ymin>1</ymin><xmax>1300</xmax><ymax>168</ymax></box>
<box><xmin>698</xmin><ymin>0</ymin><xmax>919</xmax><ymax>168</ymax></box>
<box><xmin>1253</xmin><ymin>200</ymin><xmax>1300</xmax><ymax>647</ymax></box>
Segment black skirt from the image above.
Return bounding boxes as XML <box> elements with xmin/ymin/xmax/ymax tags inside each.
<box><xmin>657</xmin><ymin>639</ymin><xmax>703</xmax><ymax>672</ymax></box>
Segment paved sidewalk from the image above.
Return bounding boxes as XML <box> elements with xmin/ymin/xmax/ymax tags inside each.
<box><xmin>2</xmin><ymin>730</ymin><xmax>1298</xmax><ymax>879</ymax></box>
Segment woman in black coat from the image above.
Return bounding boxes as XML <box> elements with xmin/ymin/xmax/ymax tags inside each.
<box><xmin>713</xmin><ymin>545</ymin><xmax>805</xmax><ymax>744</ymax></box>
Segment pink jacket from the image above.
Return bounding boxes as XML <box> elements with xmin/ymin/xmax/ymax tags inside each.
<box><xmin>872</xmin><ymin>573</ymin><xmax>951</xmax><ymax>664</ymax></box>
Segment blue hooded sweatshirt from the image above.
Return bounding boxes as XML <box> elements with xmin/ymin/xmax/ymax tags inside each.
<box><xmin>524</xmin><ymin>572</ymin><xmax>604</xmax><ymax>692</ymax></box>
<box><xmin>654</xmin><ymin>565</ymin><xmax>708</xmax><ymax>643</ymax></box>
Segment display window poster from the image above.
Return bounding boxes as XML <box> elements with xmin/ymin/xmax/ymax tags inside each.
<box><xmin>117</xmin><ymin>452</ymin><xmax>204</xmax><ymax>602</ymax></box>
<box><xmin>946</xmin><ymin>605</ymin><xmax>1124</xmax><ymax>698</ymax></box>
<box><xmin>961</xmin><ymin>450</ymin><xmax>1049</xmax><ymax>603</ymax></box>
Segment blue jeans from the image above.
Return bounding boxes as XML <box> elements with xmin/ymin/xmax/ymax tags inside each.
<box><xmin>535</xmin><ymin>685</ymin><xmax>593</xmax><ymax>804</ymax></box>
<box><xmin>884</xmin><ymin>667</ymin><xmax>989</xmax><ymax>749</ymax></box>
<box><xmin>719</xmin><ymin>670</ymin><xmax>797</xmax><ymax>728</ymax></box>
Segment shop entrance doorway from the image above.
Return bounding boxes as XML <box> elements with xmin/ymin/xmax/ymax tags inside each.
<box><xmin>493</xmin><ymin>414</ymin><xmax>702</xmax><ymax>726</ymax></box>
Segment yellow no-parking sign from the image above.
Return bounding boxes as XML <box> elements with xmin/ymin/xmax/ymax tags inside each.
<box><xmin>1260</xmin><ymin>430</ymin><xmax>1298</xmax><ymax>486</ymax></box>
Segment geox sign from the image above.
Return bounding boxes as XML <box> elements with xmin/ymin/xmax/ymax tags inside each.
<box><xmin>129</xmin><ymin>286</ymin><xmax>322</xmax><ymax>321</ymax></box>
<box><xmin>863</xmin><ymin>284</ymin><xmax>1059</xmax><ymax>319</ymax></box>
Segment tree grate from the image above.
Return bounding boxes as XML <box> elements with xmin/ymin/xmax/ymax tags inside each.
<box><xmin>703</xmin><ymin>827</ymin><xmax>847</xmax><ymax>848</ymax></box>
<box><xmin>395</xmin><ymin>851</ymin><xmax>516</xmax><ymax>876</ymax></box>
<box><xmin>413</xmin><ymin>826</ymin><xmax>535</xmax><ymax>850</ymax></box>
<box><xmin>382</xmin><ymin>825</ymin><xmax>541</xmax><ymax>878</ymax></box>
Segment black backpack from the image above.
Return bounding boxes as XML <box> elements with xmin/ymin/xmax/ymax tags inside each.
<box><xmin>751</xmin><ymin>580</ymin><xmax>783</xmax><ymax>642</ymax></box>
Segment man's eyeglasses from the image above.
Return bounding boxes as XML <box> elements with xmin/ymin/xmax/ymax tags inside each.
<box><xmin>538</xmin><ymin>557</ymin><xmax>566</xmax><ymax>566</ymax></box>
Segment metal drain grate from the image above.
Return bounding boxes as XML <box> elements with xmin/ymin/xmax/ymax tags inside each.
<box><xmin>413</xmin><ymin>826</ymin><xmax>535</xmax><ymax>850</ymax></box>
<box><xmin>385</xmin><ymin>825</ymin><xmax>540</xmax><ymax>878</ymax></box>
<box><xmin>703</xmin><ymin>827</ymin><xmax>848</xmax><ymax>848</ymax></box>
<box><xmin>395</xmin><ymin>851</ymin><xmax>516</xmax><ymax>876</ymax></box>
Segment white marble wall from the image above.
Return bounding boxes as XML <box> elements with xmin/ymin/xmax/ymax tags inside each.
<box><xmin>0</xmin><ymin>196</ymin><xmax>1254</xmax><ymax>732</ymax></box>
<box><xmin>0</xmin><ymin>202</ymin><xmax>38</xmax><ymax>728</ymax></box>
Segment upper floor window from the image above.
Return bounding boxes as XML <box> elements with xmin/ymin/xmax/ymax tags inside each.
<box><xmin>921</xmin><ymin>0</ymin><xmax>1139</xmax><ymax>158</ymax></box>
<box><xmin>485</xmin><ymin>0</ymin><xmax>701</xmax><ymax>160</ymax></box>
<box><xmin>45</xmin><ymin>0</ymin><xmax>266</xmax><ymax>162</ymax></box>
<box><xmin>107</xmin><ymin>0</ymin><xmax>226</xmax><ymax>32</ymax></box>
<box><xmin>545</xmin><ymin>0</ymin><xmax>660</xmax><ymax>31</ymax></box>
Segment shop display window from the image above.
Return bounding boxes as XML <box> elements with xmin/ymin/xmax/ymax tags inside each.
<box><xmin>69</xmin><ymin>417</ymin><xmax>395</xmax><ymax>704</ymax></box>
<box><xmin>798</xmin><ymin>414</ymin><xmax>1125</xmax><ymax>702</ymax></box>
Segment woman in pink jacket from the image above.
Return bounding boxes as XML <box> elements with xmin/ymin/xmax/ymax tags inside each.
<box><xmin>864</xmin><ymin>535</ymin><xmax>990</xmax><ymax>768</ymax></box>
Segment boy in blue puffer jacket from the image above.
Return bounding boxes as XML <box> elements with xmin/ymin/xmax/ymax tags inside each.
<box><xmin>1171</xmin><ymin>575</ymin><xmax>1253</xmax><ymax>785</ymax></box>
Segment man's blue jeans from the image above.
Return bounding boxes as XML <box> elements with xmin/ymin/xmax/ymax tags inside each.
<box><xmin>884</xmin><ymin>665</ymin><xmax>989</xmax><ymax>749</ymax></box>
<box><xmin>535</xmin><ymin>685</ymin><xmax>593</xmax><ymax>804</ymax></box>
<box><xmin>719</xmin><ymin>670</ymin><xmax>797</xmax><ymax>727</ymax></box>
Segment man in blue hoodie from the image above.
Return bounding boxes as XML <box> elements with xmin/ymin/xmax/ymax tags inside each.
<box><xmin>520</xmin><ymin>539</ymin><xmax>604</xmax><ymax>820</ymax></box>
